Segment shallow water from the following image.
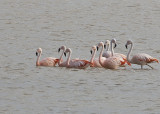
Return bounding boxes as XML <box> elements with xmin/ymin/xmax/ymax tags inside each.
<box><xmin>0</xmin><ymin>0</ymin><xmax>160</xmax><ymax>113</ymax></box>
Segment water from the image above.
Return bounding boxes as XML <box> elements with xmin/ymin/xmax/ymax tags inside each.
<box><xmin>0</xmin><ymin>0</ymin><xmax>160</xmax><ymax>113</ymax></box>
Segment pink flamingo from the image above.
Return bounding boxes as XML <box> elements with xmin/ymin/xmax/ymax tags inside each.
<box><xmin>97</xmin><ymin>42</ymin><xmax>130</xmax><ymax>69</ymax></box>
<box><xmin>102</xmin><ymin>39</ymin><xmax>129</xmax><ymax>66</ymax></box>
<box><xmin>125</xmin><ymin>40</ymin><xmax>159</xmax><ymax>69</ymax></box>
<box><xmin>109</xmin><ymin>39</ymin><xmax>127</xmax><ymax>59</ymax></box>
<box><xmin>103</xmin><ymin>39</ymin><xmax>126</xmax><ymax>59</ymax></box>
<box><xmin>58</xmin><ymin>45</ymin><xmax>66</xmax><ymax>67</ymax></box>
<box><xmin>102</xmin><ymin>40</ymin><xmax>112</xmax><ymax>58</ymax></box>
<box><xmin>90</xmin><ymin>46</ymin><xmax>102</xmax><ymax>67</ymax></box>
<box><xmin>63</xmin><ymin>48</ymin><xmax>92</xmax><ymax>69</ymax></box>
<box><xmin>36</xmin><ymin>48</ymin><xmax>59</xmax><ymax>66</ymax></box>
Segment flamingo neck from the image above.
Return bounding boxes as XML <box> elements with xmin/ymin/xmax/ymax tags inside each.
<box><xmin>127</xmin><ymin>43</ymin><xmax>133</xmax><ymax>62</ymax></box>
<box><xmin>67</xmin><ymin>51</ymin><xmax>71</xmax><ymax>66</ymax></box>
<box><xmin>90</xmin><ymin>50</ymin><xmax>96</xmax><ymax>63</ymax></box>
<box><xmin>106</xmin><ymin>44</ymin><xmax>110</xmax><ymax>51</ymax></box>
<box><xmin>110</xmin><ymin>41</ymin><xmax>114</xmax><ymax>56</ymax></box>
<box><xmin>36</xmin><ymin>53</ymin><xmax>41</xmax><ymax>66</ymax></box>
<box><xmin>58</xmin><ymin>49</ymin><xmax>65</xmax><ymax>65</ymax></box>
<box><xmin>99</xmin><ymin>45</ymin><xmax>104</xmax><ymax>66</ymax></box>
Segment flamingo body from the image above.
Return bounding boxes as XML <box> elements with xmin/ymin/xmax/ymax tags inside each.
<box><xmin>97</xmin><ymin>42</ymin><xmax>129</xmax><ymax>69</ymax></box>
<box><xmin>130</xmin><ymin>53</ymin><xmax>159</xmax><ymax>65</ymax></box>
<box><xmin>64</xmin><ymin>48</ymin><xmax>92</xmax><ymax>69</ymax></box>
<box><xmin>36</xmin><ymin>48</ymin><xmax>59</xmax><ymax>67</ymax></box>
<box><xmin>125</xmin><ymin>40</ymin><xmax>159</xmax><ymax>69</ymax></box>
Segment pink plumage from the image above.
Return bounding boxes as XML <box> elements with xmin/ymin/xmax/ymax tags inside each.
<box><xmin>36</xmin><ymin>48</ymin><xmax>59</xmax><ymax>66</ymax></box>
<box><xmin>62</xmin><ymin>48</ymin><xmax>92</xmax><ymax>69</ymax></box>
<box><xmin>125</xmin><ymin>40</ymin><xmax>159</xmax><ymax>69</ymax></box>
<box><xmin>90</xmin><ymin>46</ymin><xmax>102</xmax><ymax>67</ymax></box>
<box><xmin>97</xmin><ymin>42</ymin><xmax>130</xmax><ymax>69</ymax></box>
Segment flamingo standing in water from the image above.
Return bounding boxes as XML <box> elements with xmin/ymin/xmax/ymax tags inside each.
<box><xmin>97</xmin><ymin>42</ymin><xmax>130</xmax><ymax>69</ymax></box>
<box><xmin>90</xmin><ymin>46</ymin><xmax>102</xmax><ymax>67</ymax></box>
<box><xmin>58</xmin><ymin>45</ymin><xmax>66</xmax><ymax>67</ymax></box>
<box><xmin>36</xmin><ymin>48</ymin><xmax>59</xmax><ymax>66</ymax></box>
<box><xmin>125</xmin><ymin>40</ymin><xmax>159</xmax><ymax>69</ymax></box>
<box><xmin>63</xmin><ymin>48</ymin><xmax>92</xmax><ymax>69</ymax></box>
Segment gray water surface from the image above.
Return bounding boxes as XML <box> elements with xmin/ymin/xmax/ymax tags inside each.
<box><xmin>0</xmin><ymin>0</ymin><xmax>160</xmax><ymax>113</ymax></box>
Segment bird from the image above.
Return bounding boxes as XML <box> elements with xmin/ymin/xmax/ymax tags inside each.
<box><xmin>63</xmin><ymin>48</ymin><xmax>92</xmax><ymax>69</ymax></box>
<box><xmin>97</xmin><ymin>42</ymin><xmax>130</xmax><ymax>69</ymax></box>
<box><xmin>102</xmin><ymin>39</ymin><xmax>129</xmax><ymax>66</ymax></box>
<box><xmin>125</xmin><ymin>40</ymin><xmax>159</xmax><ymax>69</ymax></box>
<box><xmin>102</xmin><ymin>40</ymin><xmax>112</xmax><ymax>58</ymax></box>
<box><xmin>57</xmin><ymin>45</ymin><xmax>66</xmax><ymax>67</ymax></box>
<box><xmin>90</xmin><ymin>46</ymin><xmax>102</xmax><ymax>67</ymax></box>
<box><xmin>109</xmin><ymin>39</ymin><xmax>127</xmax><ymax>59</ymax></box>
<box><xmin>36</xmin><ymin>48</ymin><xmax>59</xmax><ymax>66</ymax></box>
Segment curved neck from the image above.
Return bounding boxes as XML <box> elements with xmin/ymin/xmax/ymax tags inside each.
<box><xmin>99</xmin><ymin>45</ymin><xmax>104</xmax><ymax>66</ymax></box>
<box><xmin>127</xmin><ymin>43</ymin><xmax>133</xmax><ymax>62</ymax></box>
<box><xmin>36</xmin><ymin>53</ymin><xmax>41</xmax><ymax>66</ymax></box>
<box><xmin>90</xmin><ymin>50</ymin><xmax>96</xmax><ymax>63</ymax></box>
<box><xmin>110</xmin><ymin>41</ymin><xmax>114</xmax><ymax>56</ymax></box>
<box><xmin>58</xmin><ymin>49</ymin><xmax>65</xmax><ymax>65</ymax></box>
<box><xmin>66</xmin><ymin>51</ymin><xmax>71</xmax><ymax>66</ymax></box>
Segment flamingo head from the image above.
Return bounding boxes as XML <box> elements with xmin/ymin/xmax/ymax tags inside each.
<box><xmin>58</xmin><ymin>45</ymin><xmax>66</xmax><ymax>53</ymax></box>
<box><xmin>97</xmin><ymin>42</ymin><xmax>104</xmax><ymax>51</ymax></box>
<box><xmin>90</xmin><ymin>46</ymin><xmax>96</xmax><ymax>54</ymax></box>
<box><xmin>125</xmin><ymin>40</ymin><xmax>133</xmax><ymax>49</ymax></box>
<box><xmin>111</xmin><ymin>38</ymin><xmax>117</xmax><ymax>48</ymax></box>
<box><xmin>104</xmin><ymin>40</ymin><xmax>110</xmax><ymax>49</ymax></box>
<box><xmin>64</xmin><ymin>48</ymin><xmax>72</xmax><ymax>57</ymax></box>
<box><xmin>36</xmin><ymin>48</ymin><xmax>42</xmax><ymax>56</ymax></box>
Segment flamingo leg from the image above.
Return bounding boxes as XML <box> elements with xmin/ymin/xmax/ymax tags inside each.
<box><xmin>147</xmin><ymin>64</ymin><xmax>154</xmax><ymax>69</ymax></box>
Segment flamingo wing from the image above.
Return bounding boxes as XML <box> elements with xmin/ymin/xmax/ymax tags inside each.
<box><xmin>69</xmin><ymin>59</ymin><xmax>91</xmax><ymax>68</ymax></box>
<box><xmin>132</xmin><ymin>53</ymin><xmax>159</xmax><ymax>64</ymax></box>
<box><xmin>40</xmin><ymin>57</ymin><xmax>59</xmax><ymax>66</ymax></box>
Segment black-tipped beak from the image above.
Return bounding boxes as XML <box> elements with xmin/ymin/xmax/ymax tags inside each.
<box><xmin>36</xmin><ymin>52</ymin><xmax>38</xmax><ymax>56</ymax></box>
<box><xmin>104</xmin><ymin>45</ymin><xmax>106</xmax><ymax>49</ymax></box>
<box><xmin>114</xmin><ymin>43</ymin><xmax>117</xmax><ymax>48</ymax></box>
<box><xmin>97</xmin><ymin>46</ymin><xmax>99</xmax><ymax>51</ymax></box>
<box><xmin>58</xmin><ymin>48</ymin><xmax>60</xmax><ymax>53</ymax></box>
<box><xmin>64</xmin><ymin>52</ymin><xmax>66</xmax><ymax>57</ymax></box>
<box><xmin>125</xmin><ymin>45</ymin><xmax>128</xmax><ymax>49</ymax></box>
<box><xmin>90</xmin><ymin>50</ymin><xmax>92</xmax><ymax>54</ymax></box>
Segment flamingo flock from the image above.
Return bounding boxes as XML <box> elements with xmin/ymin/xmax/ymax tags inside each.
<box><xmin>36</xmin><ymin>39</ymin><xmax>159</xmax><ymax>69</ymax></box>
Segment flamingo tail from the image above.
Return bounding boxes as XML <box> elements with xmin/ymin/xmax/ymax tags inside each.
<box><xmin>54</xmin><ymin>59</ymin><xmax>60</xmax><ymax>64</ymax></box>
<box><xmin>122</xmin><ymin>57</ymin><xmax>131</xmax><ymax>66</ymax></box>
<box><xmin>149</xmin><ymin>58</ymin><xmax>159</xmax><ymax>63</ymax></box>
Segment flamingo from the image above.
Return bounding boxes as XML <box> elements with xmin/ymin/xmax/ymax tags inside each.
<box><xmin>58</xmin><ymin>45</ymin><xmax>66</xmax><ymax>67</ymax></box>
<box><xmin>97</xmin><ymin>42</ymin><xmax>130</xmax><ymax>69</ymax></box>
<box><xmin>63</xmin><ymin>48</ymin><xmax>92</xmax><ymax>69</ymax></box>
<box><xmin>125</xmin><ymin>40</ymin><xmax>159</xmax><ymax>69</ymax></box>
<box><xmin>109</xmin><ymin>39</ymin><xmax>129</xmax><ymax>66</ymax></box>
<box><xmin>36</xmin><ymin>48</ymin><xmax>59</xmax><ymax>66</ymax></box>
<box><xmin>109</xmin><ymin>39</ymin><xmax>127</xmax><ymax>59</ymax></box>
<box><xmin>102</xmin><ymin>40</ymin><xmax>112</xmax><ymax>58</ymax></box>
<box><xmin>90</xmin><ymin>46</ymin><xmax>102</xmax><ymax>67</ymax></box>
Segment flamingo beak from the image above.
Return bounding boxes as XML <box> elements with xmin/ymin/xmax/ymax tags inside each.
<box><xmin>97</xmin><ymin>46</ymin><xmax>99</xmax><ymax>51</ymax></box>
<box><xmin>58</xmin><ymin>48</ymin><xmax>60</xmax><ymax>53</ymax></box>
<box><xmin>36</xmin><ymin>52</ymin><xmax>38</xmax><ymax>56</ymax></box>
<box><xmin>64</xmin><ymin>52</ymin><xmax>66</xmax><ymax>57</ymax></box>
<box><xmin>125</xmin><ymin>45</ymin><xmax>128</xmax><ymax>49</ymax></box>
<box><xmin>114</xmin><ymin>43</ymin><xmax>117</xmax><ymax>48</ymax></box>
<box><xmin>104</xmin><ymin>45</ymin><xmax>106</xmax><ymax>49</ymax></box>
<box><xmin>90</xmin><ymin>50</ymin><xmax>92</xmax><ymax>54</ymax></box>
